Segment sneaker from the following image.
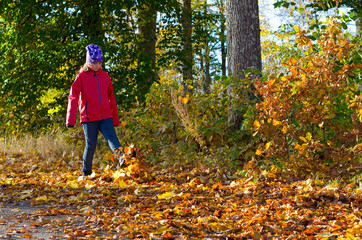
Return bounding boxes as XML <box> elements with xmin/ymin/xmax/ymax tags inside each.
<box><xmin>118</xmin><ymin>152</ymin><xmax>126</xmax><ymax>167</ymax></box>
<box><xmin>78</xmin><ymin>172</ymin><xmax>96</xmax><ymax>181</ymax></box>
<box><xmin>78</xmin><ymin>175</ymin><xmax>86</xmax><ymax>181</ymax></box>
<box><xmin>113</xmin><ymin>148</ymin><xmax>126</xmax><ymax>168</ymax></box>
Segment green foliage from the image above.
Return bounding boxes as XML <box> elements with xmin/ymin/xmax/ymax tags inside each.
<box><xmin>115</xmin><ymin>69</ymin><xmax>258</xmax><ymax>170</ymax></box>
<box><xmin>0</xmin><ymin>0</ymin><xmax>183</xmax><ymax>132</ymax></box>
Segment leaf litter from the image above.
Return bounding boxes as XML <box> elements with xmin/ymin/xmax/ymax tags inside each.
<box><xmin>0</xmin><ymin>146</ymin><xmax>361</xmax><ymax>239</ymax></box>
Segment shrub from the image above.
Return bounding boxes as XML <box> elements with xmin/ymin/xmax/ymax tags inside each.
<box><xmin>254</xmin><ymin>19</ymin><xmax>362</xmax><ymax>178</ymax></box>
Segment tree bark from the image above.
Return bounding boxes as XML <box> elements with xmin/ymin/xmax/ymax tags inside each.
<box><xmin>181</xmin><ymin>0</ymin><xmax>193</xmax><ymax>96</ymax></box>
<box><xmin>202</xmin><ymin>3</ymin><xmax>211</xmax><ymax>94</ymax></box>
<box><xmin>216</xmin><ymin>0</ymin><xmax>227</xmax><ymax>77</ymax></box>
<box><xmin>220</xmin><ymin>15</ymin><xmax>226</xmax><ymax>77</ymax></box>
<box><xmin>226</xmin><ymin>0</ymin><xmax>262</xmax><ymax>131</ymax></box>
<box><xmin>138</xmin><ymin>2</ymin><xmax>157</xmax><ymax>97</ymax></box>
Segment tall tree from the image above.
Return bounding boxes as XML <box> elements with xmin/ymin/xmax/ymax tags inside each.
<box><xmin>193</xmin><ymin>0</ymin><xmax>212</xmax><ymax>93</ymax></box>
<box><xmin>215</xmin><ymin>0</ymin><xmax>226</xmax><ymax>77</ymax></box>
<box><xmin>180</xmin><ymin>0</ymin><xmax>193</xmax><ymax>96</ymax></box>
<box><xmin>225</xmin><ymin>0</ymin><xmax>262</xmax><ymax>131</ymax></box>
<box><xmin>137</xmin><ymin>1</ymin><xmax>157</xmax><ymax>101</ymax></box>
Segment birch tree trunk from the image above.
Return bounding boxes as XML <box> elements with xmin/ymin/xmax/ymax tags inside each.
<box><xmin>226</xmin><ymin>0</ymin><xmax>262</xmax><ymax>131</ymax></box>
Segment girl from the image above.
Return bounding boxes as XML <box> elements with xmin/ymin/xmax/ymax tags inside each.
<box><xmin>66</xmin><ymin>44</ymin><xmax>124</xmax><ymax>177</ymax></box>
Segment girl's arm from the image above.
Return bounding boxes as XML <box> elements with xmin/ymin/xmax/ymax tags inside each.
<box><xmin>107</xmin><ymin>79</ymin><xmax>120</xmax><ymax>127</ymax></box>
<box><xmin>66</xmin><ymin>76</ymin><xmax>81</xmax><ymax>126</ymax></box>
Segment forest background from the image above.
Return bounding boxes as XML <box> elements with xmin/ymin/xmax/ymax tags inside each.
<box><xmin>0</xmin><ymin>0</ymin><xmax>361</xmax><ymax>239</ymax></box>
<box><xmin>0</xmin><ymin>0</ymin><xmax>361</xmax><ymax>181</ymax></box>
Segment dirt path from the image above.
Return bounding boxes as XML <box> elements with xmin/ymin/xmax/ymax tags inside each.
<box><xmin>0</xmin><ymin>201</ymin><xmax>78</xmax><ymax>239</ymax></box>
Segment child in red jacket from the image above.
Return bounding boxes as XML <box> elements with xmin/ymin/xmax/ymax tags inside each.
<box><xmin>66</xmin><ymin>44</ymin><xmax>124</xmax><ymax>177</ymax></box>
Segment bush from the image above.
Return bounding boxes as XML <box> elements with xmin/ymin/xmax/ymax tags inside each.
<box><xmin>116</xmin><ymin>69</ymin><xmax>258</xmax><ymax>169</ymax></box>
<box><xmin>254</xmin><ymin>19</ymin><xmax>362</xmax><ymax>178</ymax></box>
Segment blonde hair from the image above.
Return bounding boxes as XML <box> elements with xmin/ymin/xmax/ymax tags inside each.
<box><xmin>79</xmin><ymin>62</ymin><xmax>92</xmax><ymax>73</ymax></box>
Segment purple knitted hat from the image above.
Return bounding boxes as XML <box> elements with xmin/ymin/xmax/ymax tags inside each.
<box><xmin>86</xmin><ymin>44</ymin><xmax>103</xmax><ymax>63</ymax></box>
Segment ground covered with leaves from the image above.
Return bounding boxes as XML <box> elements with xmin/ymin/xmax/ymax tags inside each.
<box><xmin>0</xmin><ymin>148</ymin><xmax>361</xmax><ymax>240</ymax></box>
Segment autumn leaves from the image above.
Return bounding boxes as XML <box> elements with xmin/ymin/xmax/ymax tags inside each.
<box><xmin>253</xmin><ymin>20</ymin><xmax>362</xmax><ymax>177</ymax></box>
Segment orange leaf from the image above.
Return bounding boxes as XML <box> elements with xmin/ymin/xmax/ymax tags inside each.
<box><xmin>182</xmin><ymin>97</ymin><xmax>190</xmax><ymax>104</ymax></box>
<box><xmin>163</xmin><ymin>232</ymin><xmax>173</xmax><ymax>239</ymax></box>
<box><xmin>214</xmin><ymin>210</ymin><xmax>222</xmax><ymax>218</ymax></box>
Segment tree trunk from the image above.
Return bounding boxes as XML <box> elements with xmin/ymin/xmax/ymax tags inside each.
<box><xmin>215</xmin><ymin>0</ymin><xmax>226</xmax><ymax>77</ymax></box>
<box><xmin>138</xmin><ymin>2</ymin><xmax>157</xmax><ymax>99</ymax></box>
<box><xmin>202</xmin><ymin>3</ymin><xmax>211</xmax><ymax>94</ymax></box>
<box><xmin>220</xmin><ymin>15</ymin><xmax>227</xmax><ymax>77</ymax></box>
<box><xmin>181</xmin><ymin>0</ymin><xmax>193</xmax><ymax>96</ymax></box>
<box><xmin>226</xmin><ymin>0</ymin><xmax>262</xmax><ymax>131</ymax></box>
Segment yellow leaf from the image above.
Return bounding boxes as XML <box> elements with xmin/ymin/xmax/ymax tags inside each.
<box><xmin>282</xmin><ymin>125</ymin><xmax>288</xmax><ymax>134</ymax></box>
<box><xmin>268</xmin><ymin>79</ymin><xmax>275</xmax><ymax>87</ymax></box>
<box><xmin>273</xmin><ymin>119</ymin><xmax>281</xmax><ymax>126</ymax></box>
<box><xmin>68</xmin><ymin>180</ymin><xmax>79</xmax><ymax>189</ymax></box>
<box><xmin>254</xmin><ymin>120</ymin><xmax>261</xmax><ymax>128</ymax></box>
<box><xmin>118</xmin><ymin>179</ymin><xmax>127</xmax><ymax>188</ymax></box>
<box><xmin>189</xmin><ymin>178</ymin><xmax>200</xmax><ymax>188</ymax></box>
<box><xmin>270</xmin><ymin>165</ymin><xmax>278</xmax><ymax>173</ymax></box>
<box><xmin>112</xmin><ymin>170</ymin><xmax>125</xmax><ymax>181</ymax></box>
<box><xmin>120</xmin><ymin>121</ymin><xmax>127</xmax><ymax>128</ymax></box>
<box><xmin>47</xmin><ymin>196</ymin><xmax>57</xmax><ymax>201</ymax></box>
<box><xmin>280</xmin><ymin>76</ymin><xmax>288</xmax><ymax>81</ymax></box>
<box><xmin>255</xmin><ymin>149</ymin><xmax>263</xmax><ymax>156</ymax></box>
<box><xmin>306</xmin><ymin>132</ymin><xmax>312</xmax><ymax>141</ymax></box>
<box><xmin>35</xmin><ymin>196</ymin><xmax>48</xmax><ymax>202</ymax></box>
<box><xmin>265</xmin><ymin>142</ymin><xmax>271</xmax><ymax>150</ymax></box>
<box><xmin>300</xmin><ymin>136</ymin><xmax>307</xmax><ymax>142</ymax></box>
<box><xmin>85</xmin><ymin>183</ymin><xmax>96</xmax><ymax>190</ymax></box>
<box><xmin>174</xmin><ymin>206</ymin><xmax>185</xmax><ymax>216</ymax></box>
<box><xmin>125</xmin><ymin>194</ymin><xmax>137</xmax><ymax>202</ymax></box>
<box><xmin>153</xmin><ymin>213</ymin><xmax>164</xmax><ymax>220</ymax></box>
<box><xmin>157</xmin><ymin>192</ymin><xmax>177</xmax><ymax>200</ymax></box>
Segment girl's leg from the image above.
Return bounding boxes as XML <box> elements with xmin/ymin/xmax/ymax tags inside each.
<box><xmin>82</xmin><ymin>121</ymin><xmax>100</xmax><ymax>175</ymax></box>
<box><xmin>99</xmin><ymin>118</ymin><xmax>122</xmax><ymax>151</ymax></box>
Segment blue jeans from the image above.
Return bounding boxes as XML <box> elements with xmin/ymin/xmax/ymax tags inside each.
<box><xmin>81</xmin><ymin>118</ymin><xmax>121</xmax><ymax>175</ymax></box>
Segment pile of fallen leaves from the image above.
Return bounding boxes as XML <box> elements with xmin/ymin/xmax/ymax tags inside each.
<box><xmin>0</xmin><ymin>146</ymin><xmax>361</xmax><ymax>239</ymax></box>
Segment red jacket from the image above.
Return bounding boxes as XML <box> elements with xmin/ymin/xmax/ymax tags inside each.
<box><xmin>66</xmin><ymin>69</ymin><xmax>120</xmax><ymax>127</ymax></box>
